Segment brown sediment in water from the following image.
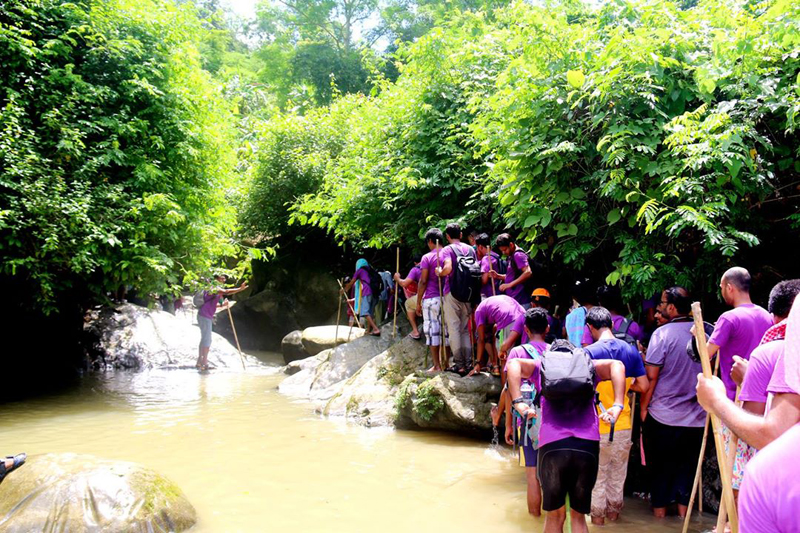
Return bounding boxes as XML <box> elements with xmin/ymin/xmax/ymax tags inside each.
<box><xmin>1</xmin><ymin>354</ymin><xmax>712</xmax><ymax>532</ymax></box>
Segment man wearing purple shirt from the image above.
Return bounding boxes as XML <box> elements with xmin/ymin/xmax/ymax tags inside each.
<box><xmin>580</xmin><ymin>285</ymin><xmax>643</xmax><ymax>347</ymax></box>
<box><xmin>435</xmin><ymin>223</ymin><xmax>478</xmax><ymax>374</ymax></box>
<box><xmin>471</xmin><ymin>295</ymin><xmax>526</xmax><ymax>375</ymax></box>
<box><xmin>507</xmin><ymin>347</ymin><xmax>625</xmax><ymax>533</ymax></box>
<box><xmin>415</xmin><ymin>228</ymin><xmax>449</xmax><ymax>372</ymax></box>
<box><xmin>639</xmin><ymin>286</ymin><xmax>705</xmax><ymax>518</ymax></box>
<box><xmin>476</xmin><ymin>233</ymin><xmax>502</xmax><ymax>299</ymax></box>
<box><xmin>394</xmin><ymin>255</ymin><xmax>422</xmax><ymax>340</ymax></box>
<box><xmin>706</xmin><ymin>267</ymin><xmax>773</xmax><ymax>401</ymax></box>
<box><xmin>196</xmin><ymin>274</ymin><xmax>248</xmax><ymax>371</ymax></box>
<box><xmin>495</xmin><ymin>233</ymin><xmax>533</xmax><ymax>308</ymax></box>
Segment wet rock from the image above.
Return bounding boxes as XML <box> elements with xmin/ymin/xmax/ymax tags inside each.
<box><xmin>281</xmin><ymin>330</ymin><xmax>308</xmax><ymax>364</ymax></box>
<box><xmin>85</xmin><ymin>303</ymin><xmax>259</xmax><ymax>370</ymax></box>
<box><xmin>0</xmin><ymin>453</ymin><xmax>196</xmax><ymax>532</ymax></box>
<box><xmin>301</xmin><ymin>325</ymin><xmax>365</xmax><ymax>356</ymax></box>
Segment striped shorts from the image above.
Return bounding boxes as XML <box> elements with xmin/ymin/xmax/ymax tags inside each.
<box><xmin>422</xmin><ymin>297</ymin><xmax>449</xmax><ymax>347</ymax></box>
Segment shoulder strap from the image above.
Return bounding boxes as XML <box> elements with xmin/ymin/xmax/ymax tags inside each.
<box><xmin>616</xmin><ymin>317</ymin><xmax>631</xmax><ymax>335</ymax></box>
<box><xmin>521</xmin><ymin>344</ymin><xmax>542</xmax><ymax>359</ymax></box>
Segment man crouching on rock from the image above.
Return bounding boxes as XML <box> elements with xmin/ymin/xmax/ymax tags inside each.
<box><xmin>197</xmin><ymin>275</ymin><xmax>248</xmax><ymax>371</ymax></box>
<box><xmin>506</xmin><ymin>345</ymin><xmax>624</xmax><ymax>532</ymax></box>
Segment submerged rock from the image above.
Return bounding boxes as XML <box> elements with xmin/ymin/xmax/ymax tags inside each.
<box><xmin>85</xmin><ymin>303</ymin><xmax>259</xmax><ymax>370</ymax></box>
<box><xmin>0</xmin><ymin>453</ymin><xmax>196</xmax><ymax>532</ymax></box>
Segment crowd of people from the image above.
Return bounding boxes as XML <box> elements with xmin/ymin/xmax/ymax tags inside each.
<box><xmin>343</xmin><ymin>224</ymin><xmax>800</xmax><ymax>532</ymax></box>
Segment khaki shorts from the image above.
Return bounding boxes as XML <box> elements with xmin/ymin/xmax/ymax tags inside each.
<box><xmin>404</xmin><ymin>294</ymin><xmax>418</xmax><ymax>314</ymax></box>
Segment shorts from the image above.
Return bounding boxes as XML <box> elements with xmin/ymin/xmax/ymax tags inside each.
<box><xmin>198</xmin><ymin>315</ymin><xmax>213</xmax><ymax>348</ymax></box>
<box><xmin>538</xmin><ymin>437</ymin><xmax>600</xmax><ymax>514</ymax></box>
<box><xmin>404</xmin><ymin>294</ymin><xmax>418</xmax><ymax>315</ymax></box>
<box><xmin>518</xmin><ymin>425</ymin><xmax>538</xmax><ymax>468</ymax></box>
<box><xmin>723</xmin><ymin>424</ymin><xmax>757</xmax><ymax>490</ymax></box>
<box><xmin>422</xmin><ymin>297</ymin><xmax>449</xmax><ymax>347</ymax></box>
<box><xmin>358</xmin><ymin>295</ymin><xmax>374</xmax><ymax>318</ymax></box>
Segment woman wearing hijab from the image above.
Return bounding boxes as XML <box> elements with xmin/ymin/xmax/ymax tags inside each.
<box><xmin>342</xmin><ymin>258</ymin><xmax>381</xmax><ymax>336</ymax></box>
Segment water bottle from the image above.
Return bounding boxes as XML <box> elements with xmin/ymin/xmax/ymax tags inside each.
<box><xmin>520</xmin><ymin>381</ymin><xmax>533</xmax><ymax>406</ymax></box>
<box><xmin>519</xmin><ymin>381</ymin><xmax>537</xmax><ymax>448</ymax></box>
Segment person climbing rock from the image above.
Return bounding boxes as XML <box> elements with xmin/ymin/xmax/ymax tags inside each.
<box><xmin>196</xmin><ymin>274</ymin><xmax>248</xmax><ymax>371</ymax></box>
<box><xmin>342</xmin><ymin>259</ymin><xmax>381</xmax><ymax>336</ymax></box>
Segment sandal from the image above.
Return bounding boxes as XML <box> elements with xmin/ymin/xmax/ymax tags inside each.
<box><xmin>490</xmin><ymin>365</ymin><xmax>501</xmax><ymax>377</ymax></box>
<box><xmin>466</xmin><ymin>364</ymin><xmax>482</xmax><ymax>377</ymax></box>
<box><xmin>408</xmin><ymin>332</ymin><xmax>422</xmax><ymax>340</ymax></box>
<box><xmin>370</xmin><ymin>330</ymin><xmax>381</xmax><ymax>337</ymax></box>
<box><xmin>0</xmin><ymin>453</ymin><xmax>26</xmax><ymax>483</ymax></box>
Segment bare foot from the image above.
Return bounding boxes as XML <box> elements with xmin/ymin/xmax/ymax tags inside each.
<box><xmin>607</xmin><ymin>511</ymin><xmax>619</xmax><ymax>521</ymax></box>
<box><xmin>653</xmin><ymin>508</ymin><xmax>666</xmax><ymax>518</ymax></box>
<box><xmin>490</xmin><ymin>404</ymin><xmax>502</xmax><ymax>426</ymax></box>
<box><xmin>591</xmin><ymin>516</ymin><xmax>605</xmax><ymax>526</ymax></box>
<box><xmin>427</xmin><ymin>366</ymin><xmax>442</xmax><ymax>373</ymax></box>
<box><xmin>466</xmin><ymin>364</ymin><xmax>482</xmax><ymax>378</ymax></box>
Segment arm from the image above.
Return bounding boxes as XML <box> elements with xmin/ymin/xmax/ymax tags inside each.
<box><xmin>639</xmin><ymin>365</ymin><xmax>661</xmax><ymax>421</ymax></box>
<box><xmin>393</xmin><ymin>273</ymin><xmax>414</xmax><ymax>289</ymax></box>
<box><xmin>696</xmin><ymin>375</ymin><xmax>800</xmax><ymax>449</ymax></box>
<box><xmin>499</xmin><ymin>266</ymin><xmax>532</xmax><ymax>292</ymax></box>
<box><xmin>731</xmin><ymin>355</ymin><xmax>748</xmax><ymax>387</ymax></box>
<box><xmin>593</xmin><ymin>359</ymin><xmax>626</xmax><ymax>422</ymax></box>
<box><xmin>499</xmin><ymin>330</ymin><xmax>521</xmax><ymax>356</ymax></box>
<box><xmin>476</xmin><ymin>324</ymin><xmax>486</xmax><ymax>365</ymax></box>
<box><xmin>629</xmin><ymin>374</ymin><xmax>650</xmax><ymax>394</ymax></box>
<box><xmin>220</xmin><ymin>282</ymin><xmax>248</xmax><ymax>296</ymax></box>
<box><xmin>415</xmin><ymin>269</ymin><xmax>429</xmax><ymax>316</ymax></box>
<box><xmin>507</xmin><ymin>359</ymin><xmax>538</xmax><ymax>402</ymax></box>
<box><xmin>438</xmin><ymin>256</ymin><xmax>453</xmax><ymax>277</ymax></box>
<box><xmin>706</xmin><ymin>342</ymin><xmax>720</xmax><ymax>360</ymax></box>
<box><xmin>343</xmin><ymin>276</ymin><xmax>356</xmax><ymax>293</ymax></box>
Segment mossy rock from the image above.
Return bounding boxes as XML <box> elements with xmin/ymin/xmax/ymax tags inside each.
<box><xmin>0</xmin><ymin>453</ymin><xmax>196</xmax><ymax>532</ymax></box>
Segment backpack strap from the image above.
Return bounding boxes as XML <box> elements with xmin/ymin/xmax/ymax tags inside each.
<box><xmin>616</xmin><ymin>317</ymin><xmax>631</xmax><ymax>336</ymax></box>
<box><xmin>521</xmin><ymin>344</ymin><xmax>542</xmax><ymax>360</ymax></box>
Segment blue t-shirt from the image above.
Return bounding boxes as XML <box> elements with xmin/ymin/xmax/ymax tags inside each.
<box><xmin>584</xmin><ymin>338</ymin><xmax>645</xmax><ymax>378</ymax></box>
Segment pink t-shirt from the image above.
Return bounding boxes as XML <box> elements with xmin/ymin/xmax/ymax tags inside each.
<box><xmin>739</xmin><ymin>423</ymin><xmax>800</xmax><ymax>533</ymax></box>
<box><xmin>474</xmin><ymin>295</ymin><xmax>525</xmax><ymax>335</ymax></box>
<box><xmin>708</xmin><ymin>304</ymin><xmax>773</xmax><ymax>400</ymax></box>
<box><xmin>739</xmin><ymin>340</ymin><xmax>784</xmax><ymax>403</ymax></box>
<box><xmin>480</xmin><ymin>252</ymin><xmax>502</xmax><ymax>298</ymax></box>
<box><xmin>419</xmin><ymin>249</ymin><xmax>449</xmax><ymax>300</ymax></box>
<box><xmin>767</xmin><ymin>350</ymin><xmax>797</xmax><ymax>395</ymax></box>
<box><xmin>581</xmin><ymin>314</ymin><xmax>643</xmax><ymax>346</ymax></box>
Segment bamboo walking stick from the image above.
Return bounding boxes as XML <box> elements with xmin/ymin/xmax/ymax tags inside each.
<box><xmin>393</xmin><ymin>247</ymin><xmax>399</xmax><ymax>338</ymax></box>
<box><xmin>226</xmin><ymin>304</ymin><xmax>246</xmax><ymax>371</ymax></box>
<box><xmin>682</xmin><ymin>356</ymin><xmax>720</xmax><ymax>533</ymax></box>
<box><xmin>335</xmin><ymin>278</ymin><xmax>343</xmax><ymax>347</ymax></box>
<box><xmin>715</xmin><ymin>386</ymin><xmax>743</xmax><ymax>533</ymax></box>
<box><xmin>436</xmin><ymin>240</ymin><xmax>448</xmax><ymax>371</ymax></box>
<box><xmin>337</xmin><ymin>278</ymin><xmax>362</xmax><ymax>330</ymax></box>
<box><xmin>691</xmin><ymin>302</ymin><xmax>738</xmax><ymax>533</ymax></box>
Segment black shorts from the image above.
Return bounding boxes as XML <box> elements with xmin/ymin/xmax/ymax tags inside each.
<box><xmin>537</xmin><ymin>436</ymin><xmax>600</xmax><ymax>514</ymax></box>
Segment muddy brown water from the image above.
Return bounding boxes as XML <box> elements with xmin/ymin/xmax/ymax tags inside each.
<box><xmin>1</xmin><ymin>352</ymin><xmax>713</xmax><ymax>532</ymax></box>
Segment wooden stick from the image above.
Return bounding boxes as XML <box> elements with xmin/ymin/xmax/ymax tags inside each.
<box><xmin>437</xmin><ymin>240</ymin><xmax>447</xmax><ymax>370</ymax></box>
<box><xmin>393</xmin><ymin>247</ymin><xmax>399</xmax><ymax>338</ymax></box>
<box><xmin>226</xmin><ymin>305</ymin><xmax>246</xmax><ymax>371</ymax></box>
<box><xmin>337</xmin><ymin>278</ymin><xmax>362</xmax><ymax>330</ymax></box>
<box><xmin>682</xmin><ymin>356</ymin><xmax>720</xmax><ymax>532</ymax></box>
<box><xmin>335</xmin><ymin>279</ymin><xmax>343</xmax><ymax>347</ymax></box>
<box><xmin>691</xmin><ymin>302</ymin><xmax>738</xmax><ymax>533</ymax></box>
<box><xmin>715</xmin><ymin>386</ymin><xmax>742</xmax><ymax>533</ymax></box>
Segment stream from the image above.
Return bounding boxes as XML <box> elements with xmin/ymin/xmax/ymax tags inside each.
<box><xmin>1</xmin><ymin>352</ymin><xmax>712</xmax><ymax>532</ymax></box>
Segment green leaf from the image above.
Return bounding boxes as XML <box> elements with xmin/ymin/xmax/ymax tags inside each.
<box><xmin>607</xmin><ymin>209</ymin><xmax>621</xmax><ymax>224</ymax></box>
<box><xmin>567</xmin><ymin>70</ymin><xmax>586</xmax><ymax>89</ymax></box>
<box><xmin>570</xmin><ymin>188</ymin><xmax>587</xmax><ymax>199</ymax></box>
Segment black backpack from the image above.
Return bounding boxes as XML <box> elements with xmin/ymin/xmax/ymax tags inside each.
<box><xmin>364</xmin><ymin>265</ymin><xmax>384</xmax><ymax>297</ymax></box>
<box><xmin>613</xmin><ymin>317</ymin><xmax>637</xmax><ymax>347</ymax></box>
<box><xmin>539</xmin><ymin>339</ymin><xmax>596</xmax><ymax>404</ymax></box>
<box><xmin>449</xmin><ymin>244</ymin><xmax>482</xmax><ymax>304</ymax></box>
<box><xmin>508</xmin><ymin>248</ymin><xmax>549</xmax><ymax>294</ymax></box>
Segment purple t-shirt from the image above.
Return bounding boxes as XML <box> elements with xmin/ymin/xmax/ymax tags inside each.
<box><xmin>739</xmin><ymin>423</ymin><xmax>800</xmax><ymax>533</ymax></box>
<box><xmin>767</xmin><ymin>350</ymin><xmax>797</xmax><ymax>395</ymax></box>
<box><xmin>526</xmin><ymin>359</ymin><xmax>601</xmax><ymax>447</ymax></box>
<box><xmin>403</xmin><ymin>265</ymin><xmax>421</xmax><ymax>298</ymax></box>
<box><xmin>581</xmin><ymin>314</ymin><xmax>644</xmax><ymax>346</ymax></box>
<box><xmin>474</xmin><ymin>295</ymin><xmax>526</xmax><ymax>335</ymax></box>
<box><xmin>740</xmin><ymin>340</ymin><xmax>784</xmax><ymax>403</ymax></box>
<box><xmin>709</xmin><ymin>304</ymin><xmax>773</xmax><ymax>401</ymax></box>
<box><xmin>480</xmin><ymin>252</ymin><xmax>502</xmax><ymax>298</ymax></box>
<box><xmin>199</xmin><ymin>291</ymin><xmax>220</xmax><ymax>319</ymax></box>
<box><xmin>353</xmin><ymin>267</ymin><xmax>372</xmax><ymax>297</ymax></box>
<box><xmin>504</xmin><ymin>249</ymin><xmax>531</xmax><ymax>305</ymax></box>
<box><xmin>645</xmin><ymin>319</ymin><xmax>706</xmax><ymax>427</ymax></box>
<box><xmin>419</xmin><ymin>249</ymin><xmax>449</xmax><ymax>300</ymax></box>
<box><xmin>443</xmin><ymin>242</ymin><xmax>476</xmax><ymax>295</ymax></box>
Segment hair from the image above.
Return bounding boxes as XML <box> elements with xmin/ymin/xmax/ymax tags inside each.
<box><xmin>412</xmin><ymin>253</ymin><xmax>423</xmax><ymax>263</ymax></box>
<box><xmin>768</xmin><ymin>279</ymin><xmax>800</xmax><ymax>318</ymax></box>
<box><xmin>467</xmin><ymin>229</ymin><xmax>479</xmax><ymax>237</ymax></box>
<box><xmin>532</xmin><ymin>294</ymin><xmax>551</xmax><ymax>308</ymax></box>
<box><xmin>664</xmin><ymin>286</ymin><xmax>691</xmax><ymax>314</ymax></box>
<box><xmin>495</xmin><ymin>233</ymin><xmax>512</xmax><ymax>247</ymax></box>
<box><xmin>597</xmin><ymin>284</ymin><xmax>623</xmax><ymax>313</ymax></box>
<box><xmin>424</xmin><ymin>228</ymin><xmax>444</xmax><ymax>245</ymax></box>
<box><xmin>572</xmin><ymin>278</ymin><xmax>595</xmax><ymax>306</ymax></box>
<box><xmin>722</xmin><ymin>266</ymin><xmax>752</xmax><ymax>293</ymax></box>
<box><xmin>585</xmin><ymin>306</ymin><xmax>613</xmax><ymax>330</ymax></box>
<box><xmin>476</xmin><ymin>233</ymin><xmax>491</xmax><ymax>247</ymax></box>
<box><xmin>445</xmin><ymin>223</ymin><xmax>461</xmax><ymax>240</ymax></box>
<box><xmin>524</xmin><ymin>307</ymin><xmax>549</xmax><ymax>335</ymax></box>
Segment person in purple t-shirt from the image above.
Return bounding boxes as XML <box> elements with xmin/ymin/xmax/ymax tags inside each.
<box><xmin>580</xmin><ymin>285</ymin><xmax>643</xmax><ymax>348</ymax></box>
<box><xmin>507</xmin><ymin>346</ymin><xmax>625</xmax><ymax>533</ymax></box>
<box><xmin>494</xmin><ymin>233</ymin><xmax>533</xmax><ymax>307</ymax></box>
<box><xmin>342</xmin><ymin>258</ymin><xmax>381</xmax><ymax>336</ymax></box>
<box><xmin>415</xmin><ymin>228</ymin><xmax>450</xmax><ymax>372</ymax></box>
<box><xmin>476</xmin><ymin>233</ymin><xmax>502</xmax><ymax>299</ymax></box>
<box><xmin>471</xmin><ymin>295</ymin><xmax>526</xmax><ymax>376</ymax></box>
<box><xmin>640</xmin><ymin>286</ymin><xmax>705</xmax><ymax>518</ymax></box>
<box><xmin>394</xmin><ymin>254</ymin><xmax>422</xmax><ymax>340</ymax></box>
<box><xmin>196</xmin><ymin>274</ymin><xmax>248</xmax><ymax>371</ymax></box>
<box><xmin>706</xmin><ymin>267</ymin><xmax>773</xmax><ymax>401</ymax></box>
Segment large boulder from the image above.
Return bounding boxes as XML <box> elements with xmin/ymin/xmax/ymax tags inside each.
<box><xmin>281</xmin><ymin>330</ymin><xmax>307</xmax><ymax>364</ymax></box>
<box><xmin>301</xmin><ymin>325</ymin><xmax>365</xmax><ymax>356</ymax></box>
<box><xmin>85</xmin><ymin>303</ymin><xmax>259</xmax><ymax>370</ymax></box>
<box><xmin>0</xmin><ymin>453</ymin><xmax>196</xmax><ymax>532</ymax></box>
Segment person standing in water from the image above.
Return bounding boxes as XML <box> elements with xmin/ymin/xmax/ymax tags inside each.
<box><xmin>342</xmin><ymin>259</ymin><xmax>381</xmax><ymax>336</ymax></box>
<box><xmin>197</xmin><ymin>274</ymin><xmax>248</xmax><ymax>371</ymax></box>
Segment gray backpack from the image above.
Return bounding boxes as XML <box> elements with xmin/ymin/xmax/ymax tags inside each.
<box><xmin>192</xmin><ymin>291</ymin><xmax>206</xmax><ymax>307</ymax></box>
<box><xmin>540</xmin><ymin>339</ymin><xmax>596</xmax><ymax>403</ymax></box>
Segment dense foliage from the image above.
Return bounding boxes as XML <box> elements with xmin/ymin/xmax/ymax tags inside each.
<box><xmin>0</xmin><ymin>0</ymin><xmax>239</xmax><ymax>312</ymax></box>
<box><xmin>262</xmin><ymin>0</ymin><xmax>800</xmax><ymax>299</ymax></box>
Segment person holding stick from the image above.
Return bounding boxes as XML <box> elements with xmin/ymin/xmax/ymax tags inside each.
<box><xmin>342</xmin><ymin>259</ymin><xmax>381</xmax><ymax>336</ymax></box>
<box><xmin>394</xmin><ymin>254</ymin><xmax>422</xmax><ymax>340</ymax></box>
<box><xmin>639</xmin><ymin>286</ymin><xmax>706</xmax><ymax>518</ymax></box>
<box><xmin>196</xmin><ymin>274</ymin><xmax>248</xmax><ymax>371</ymax></box>
<box><xmin>416</xmin><ymin>229</ymin><xmax>449</xmax><ymax>372</ymax></box>
<box><xmin>476</xmin><ymin>233</ymin><xmax>502</xmax><ymax>299</ymax></box>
